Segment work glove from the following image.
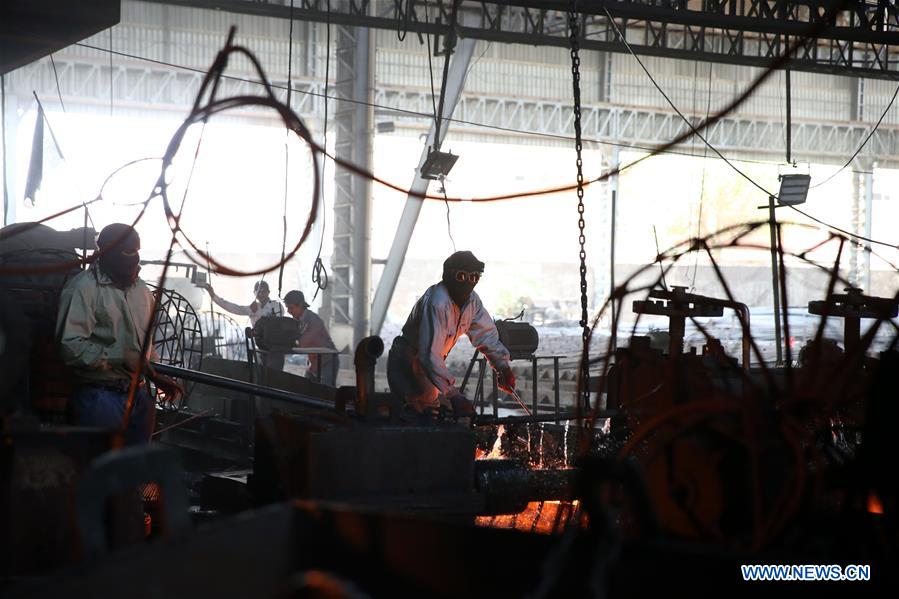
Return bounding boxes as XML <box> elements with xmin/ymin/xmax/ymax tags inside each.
<box><xmin>149</xmin><ymin>373</ymin><xmax>185</xmax><ymax>407</ymax></box>
<box><xmin>497</xmin><ymin>366</ymin><xmax>516</xmax><ymax>394</ymax></box>
<box><xmin>450</xmin><ymin>394</ymin><xmax>476</xmax><ymax>418</ymax></box>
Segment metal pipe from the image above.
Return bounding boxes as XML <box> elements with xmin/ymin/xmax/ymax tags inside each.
<box><xmin>351</xmin><ymin>25</ymin><xmax>373</xmax><ymax>349</ymax></box>
<box><xmin>353</xmin><ymin>335</ymin><xmax>384</xmax><ymax>417</ymax></box>
<box><xmin>767</xmin><ymin>195</ymin><xmax>784</xmax><ymax>365</ymax></box>
<box><xmin>150</xmin><ymin>362</ymin><xmax>339</xmax><ymax>412</ymax></box>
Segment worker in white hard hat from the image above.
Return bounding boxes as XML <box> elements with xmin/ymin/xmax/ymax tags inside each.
<box><xmin>203</xmin><ymin>279</ymin><xmax>283</xmax><ymax>327</ymax></box>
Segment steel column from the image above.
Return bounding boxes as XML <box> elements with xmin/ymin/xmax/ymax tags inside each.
<box><xmin>863</xmin><ymin>167</ymin><xmax>874</xmax><ymax>292</ymax></box>
<box><xmin>329</xmin><ymin>19</ymin><xmax>374</xmax><ymax>349</ymax></box>
<box><xmin>352</xmin><ymin>26</ymin><xmax>373</xmax><ymax>348</ymax></box>
<box><xmin>370</xmin><ymin>36</ymin><xmax>476</xmax><ymax>336</ymax></box>
<box><xmin>849</xmin><ymin>166</ymin><xmax>863</xmax><ymax>287</ymax></box>
<box><xmin>1</xmin><ymin>84</ymin><xmax>17</xmax><ymax>225</ymax></box>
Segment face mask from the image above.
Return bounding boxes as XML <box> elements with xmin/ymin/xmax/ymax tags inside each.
<box><xmin>443</xmin><ymin>273</ymin><xmax>476</xmax><ymax>306</ymax></box>
<box><xmin>99</xmin><ymin>248</ymin><xmax>140</xmax><ymax>287</ymax></box>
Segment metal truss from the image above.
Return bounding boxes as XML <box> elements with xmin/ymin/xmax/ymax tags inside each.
<box><xmin>5</xmin><ymin>53</ymin><xmax>325</xmax><ymax>118</ymax></box>
<box><xmin>11</xmin><ymin>55</ymin><xmax>899</xmax><ymax>166</ymax></box>
<box><xmin>147</xmin><ymin>1</ymin><xmax>899</xmax><ymax>79</ymax></box>
<box><xmin>329</xmin><ymin>23</ymin><xmax>373</xmax><ymax>345</ymax></box>
<box><xmin>377</xmin><ymin>87</ymin><xmax>899</xmax><ymax>165</ymax></box>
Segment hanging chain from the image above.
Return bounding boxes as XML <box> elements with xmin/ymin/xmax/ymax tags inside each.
<box><xmin>569</xmin><ymin>4</ymin><xmax>590</xmax><ymax>410</ymax></box>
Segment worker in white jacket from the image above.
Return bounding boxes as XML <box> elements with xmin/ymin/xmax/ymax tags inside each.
<box><xmin>387</xmin><ymin>251</ymin><xmax>515</xmax><ymax>417</ymax></box>
<box><xmin>203</xmin><ymin>279</ymin><xmax>283</xmax><ymax>326</ymax></box>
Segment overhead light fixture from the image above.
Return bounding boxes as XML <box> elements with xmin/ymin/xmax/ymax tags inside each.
<box><xmin>376</xmin><ymin>121</ymin><xmax>395</xmax><ymax>133</ymax></box>
<box><xmin>776</xmin><ymin>173</ymin><xmax>811</xmax><ymax>206</ymax></box>
<box><xmin>419</xmin><ymin>147</ymin><xmax>459</xmax><ymax>181</ymax></box>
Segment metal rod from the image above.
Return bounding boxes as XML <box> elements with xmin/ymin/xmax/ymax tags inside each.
<box><xmin>610</xmin><ymin>185</ymin><xmax>618</xmax><ymax>353</ymax></box>
<box><xmin>767</xmin><ymin>195</ymin><xmax>784</xmax><ymax>365</ymax></box>
<box><xmin>476</xmin><ymin>358</ymin><xmax>486</xmax><ymax>415</ymax></box>
<box><xmin>152</xmin><ymin>408</ymin><xmax>215</xmax><ymax>437</ymax></box>
<box><xmin>505</xmin><ymin>388</ymin><xmax>531</xmax><ymax>416</ymax></box>
<box><xmin>785</xmin><ymin>67</ymin><xmax>792</xmax><ymax>164</ymax></box>
<box><xmin>476</xmin><ymin>410</ymin><xmax>619</xmax><ymax>426</ymax></box>
<box><xmin>553</xmin><ymin>357</ymin><xmax>560</xmax><ymax>420</ymax></box>
<box><xmin>491</xmin><ymin>366</ymin><xmax>498</xmax><ymax>419</ymax></box>
<box><xmin>460</xmin><ymin>348</ymin><xmax>479</xmax><ymax>393</ymax></box>
<box><xmin>150</xmin><ymin>362</ymin><xmax>338</xmax><ymax>411</ymax></box>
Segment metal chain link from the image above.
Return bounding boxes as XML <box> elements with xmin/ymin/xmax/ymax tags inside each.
<box><xmin>568</xmin><ymin>4</ymin><xmax>590</xmax><ymax>410</ymax></box>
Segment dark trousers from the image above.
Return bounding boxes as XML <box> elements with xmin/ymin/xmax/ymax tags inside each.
<box><xmin>72</xmin><ymin>384</ymin><xmax>155</xmax><ymax>445</ymax></box>
<box><xmin>308</xmin><ymin>354</ymin><xmax>339</xmax><ymax>387</ymax></box>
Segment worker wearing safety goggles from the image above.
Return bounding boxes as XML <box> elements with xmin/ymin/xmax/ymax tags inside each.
<box><xmin>387</xmin><ymin>250</ymin><xmax>515</xmax><ymax>418</ymax></box>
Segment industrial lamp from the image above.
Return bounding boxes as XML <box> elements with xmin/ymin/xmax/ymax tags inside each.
<box><xmin>776</xmin><ymin>173</ymin><xmax>811</xmax><ymax>206</ymax></box>
<box><xmin>419</xmin><ymin>147</ymin><xmax>459</xmax><ymax>180</ymax></box>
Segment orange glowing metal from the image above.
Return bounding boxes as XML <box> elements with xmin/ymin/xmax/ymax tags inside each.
<box><xmin>476</xmin><ymin>500</ymin><xmax>582</xmax><ymax>534</ymax></box>
<box><xmin>479</xmin><ymin>425</ymin><xmax>506</xmax><ymax>460</ymax></box>
<box><xmin>868</xmin><ymin>492</ymin><xmax>884</xmax><ymax>515</ymax></box>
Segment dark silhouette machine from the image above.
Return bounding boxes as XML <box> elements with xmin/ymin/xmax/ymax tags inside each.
<box><xmin>3</xmin><ymin>224</ymin><xmax>899</xmax><ymax>596</ymax></box>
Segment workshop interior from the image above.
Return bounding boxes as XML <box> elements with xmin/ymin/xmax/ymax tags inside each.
<box><xmin>1</xmin><ymin>1</ymin><xmax>898</xmax><ymax>596</ymax></box>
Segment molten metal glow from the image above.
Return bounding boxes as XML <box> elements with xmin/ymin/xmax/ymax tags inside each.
<box><xmin>867</xmin><ymin>492</ymin><xmax>884</xmax><ymax>515</ymax></box>
<box><xmin>477</xmin><ymin>425</ymin><xmax>506</xmax><ymax>460</ymax></box>
<box><xmin>476</xmin><ymin>500</ymin><xmax>581</xmax><ymax>535</ymax></box>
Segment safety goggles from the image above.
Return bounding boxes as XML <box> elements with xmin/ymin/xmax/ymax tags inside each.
<box><xmin>454</xmin><ymin>270</ymin><xmax>482</xmax><ymax>284</ymax></box>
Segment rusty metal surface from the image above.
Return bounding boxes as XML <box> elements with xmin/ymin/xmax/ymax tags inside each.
<box><xmin>0</xmin><ymin>427</ymin><xmax>111</xmax><ymax>576</ymax></box>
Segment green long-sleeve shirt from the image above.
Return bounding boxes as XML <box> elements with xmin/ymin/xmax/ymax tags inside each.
<box><xmin>56</xmin><ymin>264</ymin><xmax>155</xmax><ymax>384</ymax></box>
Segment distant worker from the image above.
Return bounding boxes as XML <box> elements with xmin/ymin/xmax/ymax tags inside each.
<box><xmin>284</xmin><ymin>290</ymin><xmax>339</xmax><ymax>386</ymax></box>
<box><xmin>56</xmin><ymin>223</ymin><xmax>183</xmax><ymax>445</ymax></box>
<box><xmin>204</xmin><ymin>279</ymin><xmax>283</xmax><ymax>326</ymax></box>
<box><xmin>387</xmin><ymin>250</ymin><xmax>515</xmax><ymax>418</ymax></box>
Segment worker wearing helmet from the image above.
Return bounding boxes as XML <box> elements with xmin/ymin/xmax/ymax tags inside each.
<box><xmin>203</xmin><ymin>279</ymin><xmax>283</xmax><ymax>327</ymax></box>
<box><xmin>387</xmin><ymin>250</ymin><xmax>515</xmax><ymax>418</ymax></box>
<box><xmin>56</xmin><ymin>223</ymin><xmax>183</xmax><ymax>444</ymax></box>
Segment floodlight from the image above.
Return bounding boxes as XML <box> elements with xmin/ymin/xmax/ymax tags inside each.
<box><xmin>776</xmin><ymin>174</ymin><xmax>811</xmax><ymax>206</ymax></box>
<box><xmin>419</xmin><ymin>147</ymin><xmax>459</xmax><ymax>180</ymax></box>
<box><xmin>376</xmin><ymin>121</ymin><xmax>395</xmax><ymax>133</ymax></box>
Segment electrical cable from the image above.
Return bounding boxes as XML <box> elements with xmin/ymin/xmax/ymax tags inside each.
<box><xmin>603</xmin><ymin>6</ymin><xmax>775</xmax><ymax>199</ymax></box>
<box><xmin>461</xmin><ymin>41</ymin><xmax>490</xmax><ymax>85</ymax></box>
<box><xmin>42</xmin><ymin>0</ymin><xmax>857</xmax><ymax>273</ymax></box>
<box><xmin>810</xmin><ymin>80</ymin><xmax>899</xmax><ymax>189</ymax></box>
<box><xmin>124</xmin><ymin>29</ymin><xmax>243</xmax><ymax>436</ymax></box>
<box><xmin>788</xmin><ymin>205</ymin><xmax>899</xmax><ymax>250</ymax></box>
<box><xmin>277</xmin><ymin>0</ymin><xmax>296</xmax><ymax>298</ymax></box>
<box><xmin>441</xmin><ymin>183</ymin><xmax>456</xmax><ymax>252</ymax></box>
<box><xmin>690</xmin><ymin>62</ymin><xmax>713</xmax><ymax>290</ymax></box>
<box><xmin>602</xmin><ymin>6</ymin><xmax>899</xmax><ymax>253</ymax></box>
<box><xmin>152</xmin><ymin>42</ymin><xmax>321</xmax><ymax>278</ymax></box>
<box><xmin>396</xmin><ymin>0</ymin><xmax>412</xmax><ymax>42</ymax></box>
<box><xmin>424</xmin><ymin>5</ymin><xmax>440</xmax><ymax>138</ymax></box>
<box><xmin>311</xmin><ymin>1</ymin><xmax>331</xmax><ymax>303</ymax></box>
<box><xmin>49</xmin><ymin>54</ymin><xmax>67</xmax><ymax>113</ymax></box>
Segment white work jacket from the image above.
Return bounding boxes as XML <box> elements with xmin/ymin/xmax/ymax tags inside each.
<box><xmin>400</xmin><ymin>282</ymin><xmax>510</xmax><ymax>396</ymax></box>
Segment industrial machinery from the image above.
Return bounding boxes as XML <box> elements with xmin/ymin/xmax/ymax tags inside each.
<box><xmin>604</xmin><ymin>280</ymin><xmax>898</xmax><ymax>550</ymax></box>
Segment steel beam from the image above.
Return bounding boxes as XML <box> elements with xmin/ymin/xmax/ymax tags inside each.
<box><xmin>10</xmin><ymin>53</ymin><xmax>899</xmax><ymax>167</ymax></box>
<box><xmin>370</xmin><ymin>36</ymin><xmax>477</xmax><ymax>336</ymax></box>
<box><xmin>144</xmin><ymin>0</ymin><xmax>899</xmax><ymax>80</ymax></box>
